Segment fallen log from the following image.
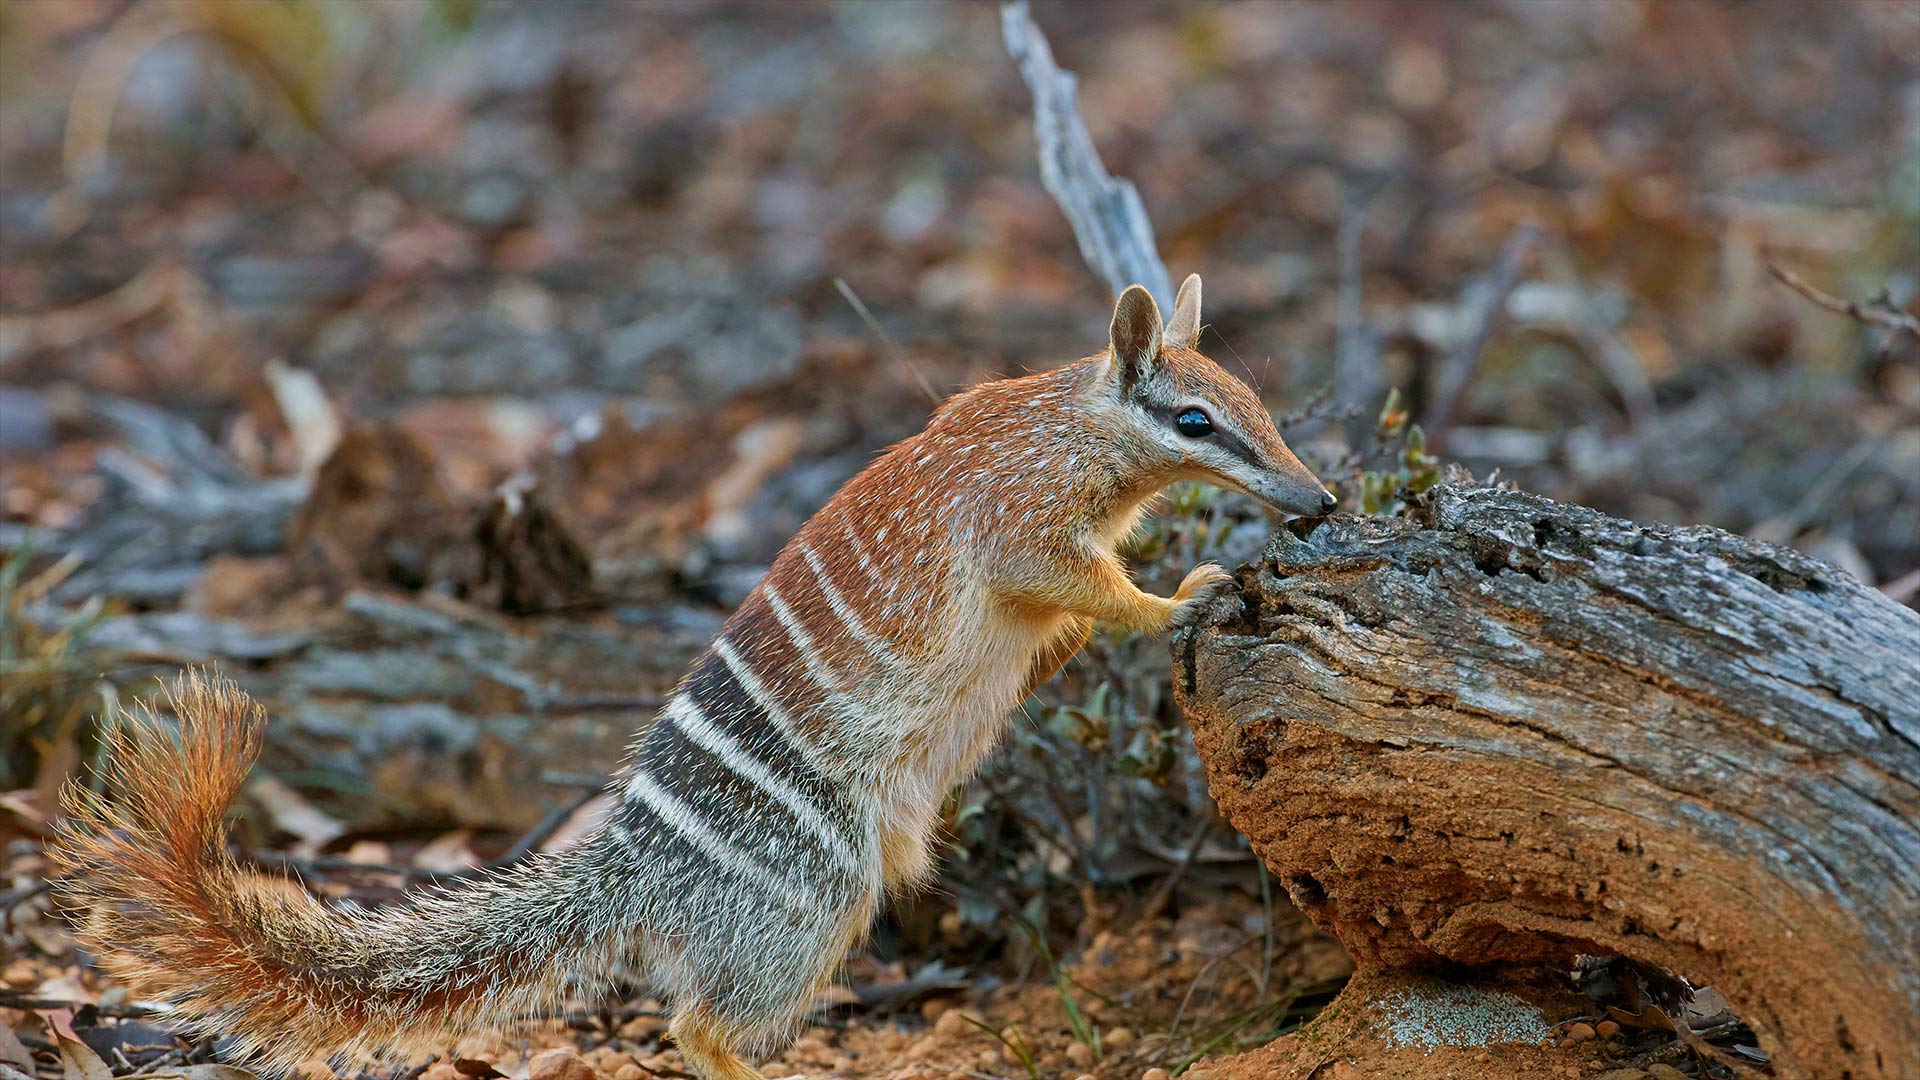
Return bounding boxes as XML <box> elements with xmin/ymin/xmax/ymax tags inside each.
<box><xmin>1174</xmin><ymin>482</ymin><xmax>1920</xmax><ymax>1080</ymax></box>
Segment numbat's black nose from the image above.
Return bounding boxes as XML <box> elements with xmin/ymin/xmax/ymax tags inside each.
<box><xmin>1319</xmin><ymin>489</ymin><xmax>1338</xmax><ymax>514</ymax></box>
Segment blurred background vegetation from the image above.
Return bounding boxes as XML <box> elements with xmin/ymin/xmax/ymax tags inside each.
<box><xmin>1</xmin><ymin>0</ymin><xmax>1916</xmax><ymax>1040</ymax></box>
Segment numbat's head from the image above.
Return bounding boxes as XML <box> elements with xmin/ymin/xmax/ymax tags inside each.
<box><xmin>1100</xmin><ymin>274</ymin><xmax>1335</xmax><ymax>517</ymax></box>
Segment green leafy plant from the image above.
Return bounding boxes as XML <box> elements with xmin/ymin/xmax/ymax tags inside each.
<box><xmin>1353</xmin><ymin>388</ymin><xmax>1442</xmax><ymax>515</ymax></box>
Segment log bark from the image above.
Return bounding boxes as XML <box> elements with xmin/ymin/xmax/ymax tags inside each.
<box><xmin>1174</xmin><ymin>482</ymin><xmax>1920</xmax><ymax>1080</ymax></box>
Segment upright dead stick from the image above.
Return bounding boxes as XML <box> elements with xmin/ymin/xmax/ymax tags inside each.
<box><xmin>1427</xmin><ymin>224</ymin><xmax>1539</xmax><ymax>445</ymax></box>
<box><xmin>1002</xmin><ymin>0</ymin><xmax>1174</xmax><ymax>309</ymax></box>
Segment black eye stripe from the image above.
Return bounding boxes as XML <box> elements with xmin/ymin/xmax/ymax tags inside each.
<box><xmin>1145</xmin><ymin>404</ymin><xmax>1262</xmax><ymax>466</ymax></box>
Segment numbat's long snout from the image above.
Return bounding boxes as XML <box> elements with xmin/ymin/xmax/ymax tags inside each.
<box><xmin>54</xmin><ymin>274</ymin><xmax>1330</xmax><ymax>1080</ymax></box>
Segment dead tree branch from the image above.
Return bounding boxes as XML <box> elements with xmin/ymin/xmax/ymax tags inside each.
<box><xmin>1427</xmin><ymin>224</ymin><xmax>1539</xmax><ymax>445</ymax></box>
<box><xmin>1002</xmin><ymin>0</ymin><xmax>1174</xmax><ymax>309</ymax></box>
<box><xmin>1768</xmin><ymin>262</ymin><xmax>1920</xmax><ymax>340</ymax></box>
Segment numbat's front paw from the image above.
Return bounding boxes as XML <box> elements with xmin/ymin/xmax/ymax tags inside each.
<box><xmin>1168</xmin><ymin>563</ymin><xmax>1237</xmax><ymax>630</ymax></box>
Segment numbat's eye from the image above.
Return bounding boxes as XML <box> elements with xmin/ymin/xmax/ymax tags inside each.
<box><xmin>1175</xmin><ymin>408</ymin><xmax>1214</xmax><ymax>438</ymax></box>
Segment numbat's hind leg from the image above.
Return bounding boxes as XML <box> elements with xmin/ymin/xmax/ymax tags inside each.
<box><xmin>668</xmin><ymin>1005</ymin><xmax>766</xmax><ymax>1080</ymax></box>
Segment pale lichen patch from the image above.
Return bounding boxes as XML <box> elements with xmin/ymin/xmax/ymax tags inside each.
<box><xmin>1369</xmin><ymin>979</ymin><xmax>1552</xmax><ymax>1050</ymax></box>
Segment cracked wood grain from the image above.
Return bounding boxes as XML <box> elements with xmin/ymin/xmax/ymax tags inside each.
<box><xmin>1174</xmin><ymin>483</ymin><xmax>1920</xmax><ymax>1080</ymax></box>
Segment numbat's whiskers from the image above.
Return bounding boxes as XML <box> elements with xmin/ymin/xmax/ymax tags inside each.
<box><xmin>52</xmin><ymin>276</ymin><xmax>1333</xmax><ymax>1080</ymax></box>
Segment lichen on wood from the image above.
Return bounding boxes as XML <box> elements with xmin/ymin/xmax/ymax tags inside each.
<box><xmin>1175</xmin><ymin>482</ymin><xmax>1920</xmax><ymax>1080</ymax></box>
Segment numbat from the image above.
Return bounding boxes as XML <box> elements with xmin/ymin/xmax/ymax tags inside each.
<box><xmin>54</xmin><ymin>277</ymin><xmax>1333</xmax><ymax>1080</ymax></box>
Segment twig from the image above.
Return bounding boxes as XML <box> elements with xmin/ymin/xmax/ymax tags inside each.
<box><xmin>128</xmin><ymin>1047</ymin><xmax>189</xmax><ymax>1075</ymax></box>
<box><xmin>1879</xmin><ymin>567</ymin><xmax>1920</xmax><ymax>606</ymax></box>
<box><xmin>0</xmin><ymin>261</ymin><xmax>186</xmax><ymax>362</ymax></box>
<box><xmin>1768</xmin><ymin>263</ymin><xmax>1920</xmax><ymax>340</ymax></box>
<box><xmin>1428</xmin><ymin>224</ymin><xmax>1540</xmax><ymax>445</ymax></box>
<box><xmin>0</xmin><ymin>990</ymin><xmax>160</xmax><ymax>1019</ymax></box>
<box><xmin>465</xmin><ymin>787</ymin><xmax>604</xmax><ymax>872</ymax></box>
<box><xmin>1539</xmin><ymin>233</ymin><xmax>1656</xmax><ymax>432</ymax></box>
<box><xmin>832</xmin><ymin>278</ymin><xmax>940</xmax><ymax>406</ymax></box>
<box><xmin>1002</xmin><ymin>0</ymin><xmax>1173</xmax><ymax>309</ymax></box>
<box><xmin>1335</xmin><ymin>189</ymin><xmax>1382</xmax><ymax>439</ymax></box>
<box><xmin>0</xmin><ymin>881</ymin><xmax>54</xmax><ymax>912</ymax></box>
<box><xmin>1138</xmin><ymin>815</ymin><xmax>1215</xmax><ymax>922</ymax></box>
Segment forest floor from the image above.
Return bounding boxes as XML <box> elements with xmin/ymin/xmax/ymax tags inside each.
<box><xmin>3</xmin><ymin>2</ymin><xmax>1914</xmax><ymax>1079</ymax></box>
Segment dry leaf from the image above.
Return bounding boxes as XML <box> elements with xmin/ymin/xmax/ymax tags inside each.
<box><xmin>263</xmin><ymin>359</ymin><xmax>342</xmax><ymax>478</ymax></box>
<box><xmin>0</xmin><ymin>1018</ymin><xmax>36</xmax><ymax>1072</ymax></box>
<box><xmin>414</xmin><ymin>828</ymin><xmax>481</xmax><ymax>873</ymax></box>
<box><xmin>537</xmin><ymin>792</ymin><xmax>614</xmax><ymax>855</ymax></box>
<box><xmin>247</xmin><ymin>772</ymin><xmax>346</xmax><ymax>856</ymax></box>
<box><xmin>41</xmin><ymin>1012</ymin><xmax>110</xmax><ymax>1080</ymax></box>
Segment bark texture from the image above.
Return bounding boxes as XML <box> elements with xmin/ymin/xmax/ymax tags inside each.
<box><xmin>1174</xmin><ymin>483</ymin><xmax>1920</xmax><ymax>1080</ymax></box>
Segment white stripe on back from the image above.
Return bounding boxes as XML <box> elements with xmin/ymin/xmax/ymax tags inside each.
<box><xmin>839</xmin><ymin>518</ymin><xmax>883</xmax><ymax>583</ymax></box>
<box><xmin>761</xmin><ymin>578</ymin><xmax>851</xmax><ymax>692</ymax></box>
<box><xmin>623</xmin><ymin>769</ymin><xmax>793</xmax><ymax>895</ymax></box>
<box><xmin>664</xmin><ymin>694</ymin><xmax>861</xmax><ymax>874</ymax></box>
<box><xmin>796</xmin><ymin>541</ymin><xmax>904</xmax><ymax>670</ymax></box>
<box><xmin>712</xmin><ymin>637</ymin><xmax>836</xmax><ymax>777</ymax></box>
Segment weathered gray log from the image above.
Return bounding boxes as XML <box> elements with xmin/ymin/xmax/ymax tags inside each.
<box><xmin>1175</xmin><ymin>483</ymin><xmax>1920</xmax><ymax>1080</ymax></box>
<box><xmin>67</xmin><ymin>589</ymin><xmax>707</xmax><ymax>832</ymax></box>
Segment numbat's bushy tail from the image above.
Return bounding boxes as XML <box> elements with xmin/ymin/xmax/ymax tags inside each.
<box><xmin>53</xmin><ymin>278</ymin><xmax>1333</xmax><ymax>1079</ymax></box>
<box><xmin>52</xmin><ymin>671</ymin><xmax>647</xmax><ymax>1070</ymax></box>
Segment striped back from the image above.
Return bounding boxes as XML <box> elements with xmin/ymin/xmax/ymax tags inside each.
<box><xmin>610</xmin><ymin>358</ymin><xmax>1129</xmax><ymax>948</ymax></box>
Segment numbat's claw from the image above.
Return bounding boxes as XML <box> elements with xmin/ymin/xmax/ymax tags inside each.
<box><xmin>1169</xmin><ymin>563</ymin><xmax>1238</xmax><ymax>630</ymax></box>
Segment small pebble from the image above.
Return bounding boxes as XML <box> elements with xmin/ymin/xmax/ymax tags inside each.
<box><xmin>1564</xmin><ymin>1020</ymin><xmax>1597</xmax><ymax>1043</ymax></box>
<box><xmin>1142</xmin><ymin>1069</ymin><xmax>1171</xmax><ymax>1080</ymax></box>
<box><xmin>611</xmin><ymin>1067</ymin><xmax>647</xmax><ymax>1080</ymax></box>
<box><xmin>791</xmin><ymin>1036</ymin><xmax>832</xmax><ymax>1057</ymax></box>
<box><xmin>1066</xmin><ymin>1042</ymin><xmax>1094</xmax><ymax>1065</ymax></box>
<box><xmin>589</xmin><ymin>1051</ymin><xmax>633</xmax><ymax>1074</ymax></box>
<box><xmin>1596</xmin><ymin>1019</ymin><xmax>1621</xmax><ymax>1039</ymax></box>
<box><xmin>920</xmin><ymin>996</ymin><xmax>954</xmax><ymax>1020</ymax></box>
<box><xmin>529</xmin><ymin>1048</ymin><xmax>605</xmax><ymax>1080</ymax></box>
<box><xmin>933</xmin><ymin>1008</ymin><xmax>982</xmax><ymax>1039</ymax></box>
<box><xmin>904</xmin><ymin>1035</ymin><xmax>939</xmax><ymax>1061</ymax></box>
<box><xmin>1105</xmin><ymin>1025</ymin><xmax>1137</xmax><ymax>1048</ymax></box>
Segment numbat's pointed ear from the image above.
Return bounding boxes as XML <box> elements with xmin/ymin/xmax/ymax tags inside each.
<box><xmin>1165</xmin><ymin>273</ymin><xmax>1203</xmax><ymax>348</ymax></box>
<box><xmin>1108</xmin><ymin>284</ymin><xmax>1163</xmax><ymax>389</ymax></box>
